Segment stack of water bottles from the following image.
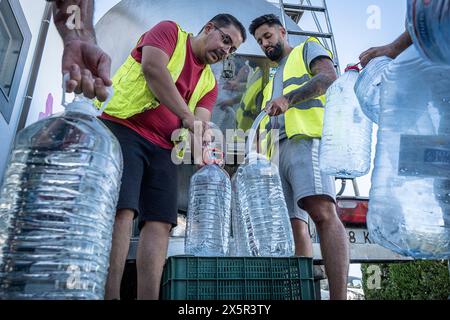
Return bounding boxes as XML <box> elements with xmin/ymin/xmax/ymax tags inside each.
<box><xmin>365</xmin><ymin>0</ymin><xmax>450</xmax><ymax>259</ymax></box>
<box><xmin>0</xmin><ymin>89</ymin><xmax>123</xmax><ymax>299</ymax></box>
<box><xmin>185</xmin><ymin>130</ymin><xmax>232</xmax><ymax>257</ymax></box>
<box><xmin>367</xmin><ymin>45</ymin><xmax>450</xmax><ymax>259</ymax></box>
<box><xmin>231</xmin><ymin>112</ymin><xmax>294</xmax><ymax>257</ymax></box>
<box><xmin>320</xmin><ymin>64</ymin><xmax>373</xmax><ymax>178</ymax></box>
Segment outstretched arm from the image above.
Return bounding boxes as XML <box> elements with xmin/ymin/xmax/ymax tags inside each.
<box><xmin>49</xmin><ymin>0</ymin><xmax>112</xmax><ymax>101</ymax></box>
<box><xmin>52</xmin><ymin>0</ymin><xmax>96</xmax><ymax>44</ymax></box>
<box><xmin>359</xmin><ymin>30</ymin><xmax>412</xmax><ymax>67</ymax></box>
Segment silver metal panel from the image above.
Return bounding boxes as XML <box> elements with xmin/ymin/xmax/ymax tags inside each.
<box><xmin>312</xmin><ymin>244</ymin><xmax>413</xmax><ymax>264</ymax></box>
<box><xmin>95</xmin><ymin>0</ymin><xmax>306</xmax><ymax>72</ymax></box>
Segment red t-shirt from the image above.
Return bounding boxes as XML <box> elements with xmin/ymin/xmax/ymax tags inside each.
<box><xmin>101</xmin><ymin>21</ymin><xmax>218</xmax><ymax>149</ymax></box>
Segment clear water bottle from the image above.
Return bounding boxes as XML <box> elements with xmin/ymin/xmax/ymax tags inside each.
<box><xmin>232</xmin><ymin>112</ymin><xmax>294</xmax><ymax>257</ymax></box>
<box><xmin>354</xmin><ymin>56</ymin><xmax>392</xmax><ymax>124</ymax></box>
<box><xmin>367</xmin><ymin>46</ymin><xmax>450</xmax><ymax>259</ymax></box>
<box><xmin>407</xmin><ymin>0</ymin><xmax>450</xmax><ymax>65</ymax></box>
<box><xmin>185</xmin><ymin>142</ymin><xmax>231</xmax><ymax>256</ymax></box>
<box><xmin>230</xmin><ymin>173</ymin><xmax>249</xmax><ymax>256</ymax></box>
<box><xmin>0</xmin><ymin>91</ymin><xmax>123</xmax><ymax>299</ymax></box>
<box><xmin>320</xmin><ymin>65</ymin><xmax>373</xmax><ymax>178</ymax></box>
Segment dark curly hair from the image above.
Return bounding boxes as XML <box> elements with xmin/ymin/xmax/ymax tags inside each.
<box><xmin>249</xmin><ymin>14</ymin><xmax>283</xmax><ymax>36</ymax></box>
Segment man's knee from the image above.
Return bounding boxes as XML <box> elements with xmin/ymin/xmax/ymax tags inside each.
<box><xmin>140</xmin><ymin>220</ymin><xmax>172</xmax><ymax>236</ymax></box>
<box><xmin>291</xmin><ymin>219</ymin><xmax>310</xmax><ymax>236</ymax></box>
<box><xmin>115</xmin><ymin>209</ymin><xmax>135</xmax><ymax>223</ymax></box>
<box><xmin>300</xmin><ymin>196</ymin><xmax>337</xmax><ymax>224</ymax></box>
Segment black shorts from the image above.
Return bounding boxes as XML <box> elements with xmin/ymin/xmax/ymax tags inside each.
<box><xmin>102</xmin><ymin>119</ymin><xmax>178</xmax><ymax>229</ymax></box>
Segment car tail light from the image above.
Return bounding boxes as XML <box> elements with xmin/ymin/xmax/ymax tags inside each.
<box><xmin>336</xmin><ymin>197</ymin><xmax>368</xmax><ymax>226</ymax></box>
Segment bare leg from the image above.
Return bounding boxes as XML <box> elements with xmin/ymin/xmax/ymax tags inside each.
<box><xmin>136</xmin><ymin>221</ymin><xmax>171</xmax><ymax>300</ymax></box>
<box><xmin>290</xmin><ymin>218</ymin><xmax>313</xmax><ymax>257</ymax></box>
<box><xmin>302</xmin><ymin>196</ymin><xmax>349</xmax><ymax>300</ymax></box>
<box><xmin>104</xmin><ymin>209</ymin><xmax>134</xmax><ymax>300</ymax></box>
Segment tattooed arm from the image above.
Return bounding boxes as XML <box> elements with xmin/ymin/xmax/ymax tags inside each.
<box><xmin>265</xmin><ymin>57</ymin><xmax>337</xmax><ymax>116</ymax></box>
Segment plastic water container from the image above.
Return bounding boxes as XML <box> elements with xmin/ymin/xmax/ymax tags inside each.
<box><xmin>231</xmin><ymin>112</ymin><xmax>294</xmax><ymax>257</ymax></box>
<box><xmin>320</xmin><ymin>65</ymin><xmax>373</xmax><ymax>178</ymax></box>
<box><xmin>230</xmin><ymin>172</ymin><xmax>249</xmax><ymax>256</ymax></box>
<box><xmin>185</xmin><ymin>141</ymin><xmax>232</xmax><ymax>256</ymax></box>
<box><xmin>354</xmin><ymin>56</ymin><xmax>392</xmax><ymax>124</ymax></box>
<box><xmin>407</xmin><ymin>0</ymin><xmax>450</xmax><ymax>65</ymax></box>
<box><xmin>0</xmin><ymin>92</ymin><xmax>123</xmax><ymax>299</ymax></box>
<box><xmin>367</xmin><ymin>46</ymin><xmax>450</xmax><ymax>259</ymax></box>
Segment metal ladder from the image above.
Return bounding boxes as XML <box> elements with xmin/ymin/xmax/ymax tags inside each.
<box><xmin>275</xmin><ymin>0</ymin><xmax>341</xmax><ymax>74</ymax></box>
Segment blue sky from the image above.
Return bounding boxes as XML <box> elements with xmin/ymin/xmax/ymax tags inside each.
<box><xmin>327</xmin><ymin>0</ymin><xmax>407</xmax><ymax>69</ymax></box>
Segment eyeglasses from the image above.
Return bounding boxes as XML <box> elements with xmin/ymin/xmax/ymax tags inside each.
<box><xmin>212</xmin><ymin>24</ymin><xmax>237</xmax><ymax>54</ymax></box>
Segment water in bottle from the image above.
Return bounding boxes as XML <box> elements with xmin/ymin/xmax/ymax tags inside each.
<box><xmin>185</xmin><ymin>144</ymin><xmax>232</xmax><ymax>256</ymax></box>
<box><xmin>0</xmin><ymin>94</ymin><xmax>123</xmax><ymax>299</ymax></box>
<box><xmin>232</xmin><ymin>111</ymin><xmax>294</xmax><ymax>257</ymax></box>
<box><xmin>407</xmin><ymin>0</ymin><xmax>450</xmax><ymax>65</ymax></box>
<box><xmin>368</xmin><ymin>46</ymin><xmax>450</xmax><ymax>259</ymax></box>
<box><xmin>230</xmin><ymin>173</ymin><xmax>249</xmax><ymax>256</ymax></box>
<box><xmin>320</xmin><ymin>65</ymin><xmax>373</xmax><ymax>178</ymax></box>
<box><xmin>354</xmin><ymin>56</ymin><xmax>392</xmax><ymax>124</ymax></box>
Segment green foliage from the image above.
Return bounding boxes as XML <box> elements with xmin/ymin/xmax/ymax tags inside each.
<box><xmin>361</xmin><ymin>260</ymin><xmax>450</xmax><ymax>300</ymax></box>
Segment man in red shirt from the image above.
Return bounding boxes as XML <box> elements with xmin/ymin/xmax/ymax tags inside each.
<box><xmin>101</xmin><ymin>15</ymin><xmax>246</xmax><ymax>300</ymax></box>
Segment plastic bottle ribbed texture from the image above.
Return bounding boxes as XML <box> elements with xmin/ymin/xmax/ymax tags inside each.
<box><xmin>0</xmin><ymin>96</ymin><xmax>123</xmax><ymax>299</ymax></box>
<box><xmin>320</xmin><ymin>67</ymin><xmax>373</xmax><ymax>178</ymax></box>
<box><xmin>367</xmin><ymin>46</ymin><xmax>450</xmax><ymax>259</ymax></box>
<box><xmin>230</xmin><ymin>173</ymin><xmax>249</xmax><ymax>256</ymax></box>
<box><xmin>185</xmin><ymin>164</ymin><xmax>232</xmax><ymax>256</ymax></box>
<box><xmin>232</xmin><ymin>153</ymin><xmax>293</xmax><ymax>257</ymax></box>
<box><xmin>407</xmin><ymin>0</ymin><xmax>450</xmax><ymax>65</ymax></box>
<box><xmin>354</xmin><ymin>56</ymin><xmax>392</xmax><ymax>124</ymax></box>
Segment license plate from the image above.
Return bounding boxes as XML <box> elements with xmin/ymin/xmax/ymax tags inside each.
<box><xmin>310</xmin><ymin>226</ymin><xmax>373</xmax><ymax>245</ymax></box>
<box><xmin>346</xmin><ymin>228</ymin><xmax>372</xmax><ymax>244</ymax></box>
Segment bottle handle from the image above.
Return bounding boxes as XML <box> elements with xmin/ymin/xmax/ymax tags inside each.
<box><xmin>203</xmin><ymin>147</ymin><xmax>224</xmax><ymax>166</ymax></box>
<box><xmin>200</xmin><ymin>122</ymin><xmax>226</xmax><ymax>166</ymax></box>
<box><xmin>246</xmin><ymin>110</ymin><xmax>268</xmax><ymax>157</ymax></box>
<box><xmin>62</xmin><ymin>73</ymin><xmax>114</xmax><ymax>116</ymax></box>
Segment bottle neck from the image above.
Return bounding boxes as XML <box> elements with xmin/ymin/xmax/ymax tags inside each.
<box><xmin>65</xmin><ymin>96</ymin><xmax>99</xmax><ymax>116</ymax></box>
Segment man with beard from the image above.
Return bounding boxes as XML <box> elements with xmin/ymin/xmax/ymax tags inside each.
<box><xmin>249</xmin><ymin>14</ymin><xmax>349</xmax><ymax>300</ymax></box>
<box><xmin>99</xmin><ymin>14</ymin><xmax>246</xmax><ymax>300</ymax></box>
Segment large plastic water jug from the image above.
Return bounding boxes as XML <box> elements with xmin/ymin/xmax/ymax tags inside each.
<box><xmin>320</xmin><ymin>65</ymin><xmax>373</xmax><ymax>178</ymax></box>
<box><xmin>367</xmin><ymin>46</ymin><xmax>450</xmax><ymax>259</ymax></box>
<box><xmin>354</xmin><ymin>56</ymin><xmax>392</xmax><ymax>124</ymax></box>
<box><xmin>407</xmin><ymin>0</ymin><xmax>450</xmax><ymax>65</ymax></box>
<box><xmin>232</xmin><ymin>112</ymin><xmax>294</xmax><ymax>257</ymax></box>
<box><xmin>185</xmin><ymin>136</ymin><xmax>232</xmax><ymax>256</ymax></box>
<box><xmin>0</xmin><ymin>89</ymin><xmax>123</xmax><ymax>299</ymax></box>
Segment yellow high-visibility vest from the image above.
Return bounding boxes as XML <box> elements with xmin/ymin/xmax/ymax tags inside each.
<box><xmin>98</xmin><ymin>24</ymin><xmax>216</xmax><ymax>159</ymax></box>
<box><xmin>236</xmin><ymin>67</ymin><xmax>264</xmax><ymax>131</ymax></box>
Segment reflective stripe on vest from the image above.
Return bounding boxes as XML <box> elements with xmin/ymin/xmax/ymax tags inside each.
<box><xmin>236</xmin><ymin>67</ymin><xmax>264</xmax><ymax>131</ymax></box>
<box><xmin>259</xmin><ymin>37</ymin><xmax>332</xmax><ymax>157</ymax></box>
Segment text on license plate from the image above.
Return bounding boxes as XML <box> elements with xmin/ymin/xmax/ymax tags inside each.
<box><xmin>346</xmin><ymin>228</ymin><xmax>372</xmax><ymax>244</ymax></box>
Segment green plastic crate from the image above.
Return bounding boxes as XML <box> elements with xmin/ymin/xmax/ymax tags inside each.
<box><xmin>160</xmin><ymin>256</ymin><xmax>315</xmax><ymax>300</ymax></box>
